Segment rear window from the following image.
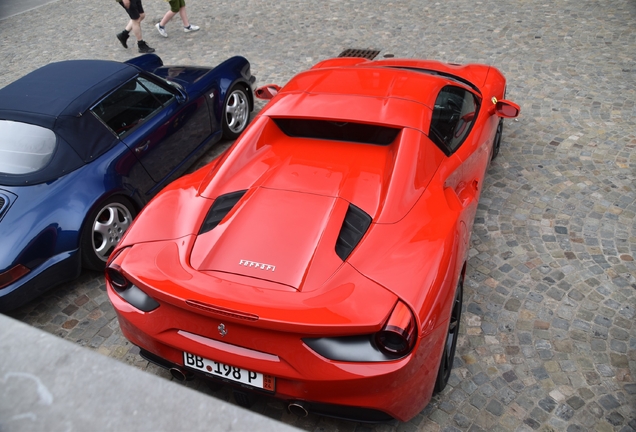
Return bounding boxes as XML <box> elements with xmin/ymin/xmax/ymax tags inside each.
<box><xmin>0</xmin><ymin>120</ymin><xmax>57</xmax><ymax>174</ymax></box>
<box><xmin>273</xmin><ymin>118</ymin><xmax>400</xmax><ymax>146</ymax></box>
<box><xmin>429</xmin><ymin>85</ymin><xmax>479</xmax><ymax>155</ymax></box>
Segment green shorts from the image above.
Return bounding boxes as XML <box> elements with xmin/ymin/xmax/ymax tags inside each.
<box><xmin>168</xmin><ymin>0</ymin><xmax>185</xmax><ymax>13</ymax></box>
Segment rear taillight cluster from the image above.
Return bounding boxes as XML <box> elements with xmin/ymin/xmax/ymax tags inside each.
<box><xmin>105</xmin><ymin>262</ymin><xmax>159</xmax><ymax>312</ymax></box>
<box><xmin>302</xmin><ymin>300</ymin><xmax>418</xmax><ymax>362</ymax></box>
<box><xmin>105</xmin><ymin>264</ymin><xmax>130</xmax><ymax>292</ymax></box>
<box><xmin>375</xmin><ymin>301</ymin><xmax>417</xmax><ymax>356</ymax></box>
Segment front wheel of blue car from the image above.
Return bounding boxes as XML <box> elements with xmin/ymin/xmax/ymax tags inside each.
<box><xmin>222</xmin><ymin>84</ymin><xmax>250</xmax><ymax>140</ymax></box>
<box><xmin>81</xmin><ymin>196</ymin><xmax>136</xmax><ymax>271</ymax></box>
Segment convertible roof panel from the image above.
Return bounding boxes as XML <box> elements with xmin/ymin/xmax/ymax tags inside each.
<box><xmin>0</xmin><ymin>60</ymin><xmax>140</xmax><ymax>183</ymax></box>
<box><xmin>281</xmin><ymin>66</ymin><xmax>445</xmax><ymax>109</ymax></box>
<box><xmin>0</xmin><ymin>60</ymin><xmax>138</xmax><ymax>120</ymax></box>
<box><xmin>261</xmin><ymin>92</ymin><xmax>432</xmax><ymax>133</ymax></box>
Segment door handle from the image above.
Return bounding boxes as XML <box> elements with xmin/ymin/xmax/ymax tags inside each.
<box><xmin>453</xmin><ymin>180</ymin><xmax>480</xmax><ymax>207</ymax></box>
<box><xmin>135</xmin><ymin>141</ymin><xmax>150</xmax><ymax>154</ymax></box>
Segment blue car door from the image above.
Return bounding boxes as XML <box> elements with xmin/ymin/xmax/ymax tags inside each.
<box><xmin>93</xmin><ymin>75</ymin><xmax>212</xmax><ymax>193</ymax></box>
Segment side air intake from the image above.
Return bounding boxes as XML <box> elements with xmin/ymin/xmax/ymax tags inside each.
<box><xmin>0</xmin><ymin>194</ymin><xmax>7</xmax><ymax>220</ymax></box>
<box><xmin>199</xmin><ymin>190</ymin><xmax>247</xmax><ymax>234</ymax></box>
<box><xmin>335</xmin><ymin>204</ymin><xmax>372</xmax><ymax>261</ymax></box>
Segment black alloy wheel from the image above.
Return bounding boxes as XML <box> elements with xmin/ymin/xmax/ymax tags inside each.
<box><xmin>491</xmin><ymin>118</ymin><xmax>504</xmax><ymax>161</ymax></box>
<box><xmin>434</xmin><ymin>274</ymin><xmax>463</xmax><ymax>394</ymax></box>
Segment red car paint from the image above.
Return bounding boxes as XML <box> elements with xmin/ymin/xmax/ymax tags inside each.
<box><xmin>107</xmin><ymin>57</ymin><xmax>519</xmax><ymax>422</ymax></box>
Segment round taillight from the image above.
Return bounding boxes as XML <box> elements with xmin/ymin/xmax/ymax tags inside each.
<box><xmin>105</xmin><ymin>266</ymin><xmax>130</xmax><ymax>292</ymax></box>
<box><xmin>375</xmin><ymin>301</ymin><xmax>416</xmax><ymax>356</ymax></box>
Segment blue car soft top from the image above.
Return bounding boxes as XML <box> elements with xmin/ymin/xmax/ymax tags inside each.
<box><xmin>0</xmin><ymin>60</ymin><xmax>140</xmax><ymax>186</ymax></box>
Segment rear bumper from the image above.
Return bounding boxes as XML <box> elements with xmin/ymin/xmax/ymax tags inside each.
<box><xmin>107</xmin><ymin>283</ymin><xmax>446</xmax><ymax>422</ymax></box>
<box><xmin>141</xmin><ymin>344</ymin><xmax>394</xmax><ymax>422</ymax></box>
<box><xmin>0</xmin><ymin>250</ymin><xmax>81</xmax><ymax>313</ymax></box>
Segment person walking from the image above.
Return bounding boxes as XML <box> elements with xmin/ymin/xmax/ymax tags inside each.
<box><xmin>155</xmin><ymin>0</ymin><xmax>200</xmax><ymax>38</ymax></box>
<box><xmin>115</xmin><ymin>0</ymin><xmax>155</xmax><ymax>53</ymax></box>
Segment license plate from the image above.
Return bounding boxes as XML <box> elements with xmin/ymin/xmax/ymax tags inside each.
<box><xmin>183</xmin><ymin>352</ymin><xmax>275</xmax><ymax>392</ymax></box>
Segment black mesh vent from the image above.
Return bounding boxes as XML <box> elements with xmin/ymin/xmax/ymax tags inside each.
<box><xmin>273</xmin><ymin>118</ymin><xmax>399</xmax><ymax>146</ymax></box>
<box><xmin>199</xmin><ymin>190</ymin><xmax>247</xmax><ymax>234</ymax></box>
<box><xmin>0</xmin><ymin>194</ymin><xmax>7</xmax><ymax>220</ymax></box>
<box><xmin>335</xmin><ymin>204</ymin><xmax>372</xmax><ymax>261</ymax></box>
<box><xmin>338</xmin><ymin>48</ymin><xmax>381</xmax><ymax>60</ymax></box>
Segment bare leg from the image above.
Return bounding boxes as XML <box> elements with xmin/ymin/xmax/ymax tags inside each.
<box><xmin>126</xmin><ymin>13</ymin><xmax>145</xmax><ymax>41</ymax></box>
<box><xmin>159</xmin><ymin>10</ymin><xmax>177</xmax><ymax>27</ymax></box>
<box><xmin>178</xmin><ymin>7</ymin><xmax>190</xmax><ymax>28</ymax></box>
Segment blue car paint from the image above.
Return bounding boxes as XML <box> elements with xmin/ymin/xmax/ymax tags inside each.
<box><xmin>131</xmin><ymin>54</ymin><xmax>256</xmax><ymax>134</ymax></box>
<box><xmin>0</xmin><ymin>55</ymin><xmax>255</xmax><ymax>312</ymax></box>
<box><xmin>0</xmin><ymin>141</ymin><xmax>153</xmax><ymax>310</ymax></box>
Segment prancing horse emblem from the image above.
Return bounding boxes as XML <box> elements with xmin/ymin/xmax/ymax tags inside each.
<box><xmin>218</xmin><ymin>323</ymin><xmax>227</xmax><ymax>337</ymax></box>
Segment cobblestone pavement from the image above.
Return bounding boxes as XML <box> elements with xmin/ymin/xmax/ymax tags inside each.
<box><xmin>2</xmin><ymin>0</ymin><xmax>635</xmax><ymax>430</ymax></box>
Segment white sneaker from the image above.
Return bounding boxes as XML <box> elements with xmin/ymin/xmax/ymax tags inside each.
<box><xmin>183</xmin><ymin>24</ymin><xmax>200</xmax><ymax>33</ymax></box>
<box><xmin>156</xmin><ymin>23</ymin><xmax>168</xmax><ymax>37</ymax></box>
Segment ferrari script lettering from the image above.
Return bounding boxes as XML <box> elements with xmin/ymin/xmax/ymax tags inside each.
<box><xmin>239</xmin><ymin>259</ymin><xmax>275</xmax><ymax>272</ymax></box>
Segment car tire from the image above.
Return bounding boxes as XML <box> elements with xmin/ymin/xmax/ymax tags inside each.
<box><xmin>81</xmin><ymin>196</ymin><xmax>136</xmax><ymax>271</ymax></box>
<box><xmin>491</xmin><ymin>118</ymin><xmax>504</xmax><ymax>161</ymax></box>
<box><xmin>222</xmin><ymin>84</ymin><xmax>250</xmax><ymax>140</ymax></box>
<box><xmin>433</xmin><ymin>273</ymin><xmax>463</xmax><ymax>394</ymax></box>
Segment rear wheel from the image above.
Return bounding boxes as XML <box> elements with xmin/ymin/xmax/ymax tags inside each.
<box><xmin>434</xmin><ymin>274</ymin><xmax>463</xmax><ymax>394</ymax></box>
<box><xmin>81</xmin><ymin>196</ymin><xmax>136</xmax><ymax>271</ymax></box>
<box><xmin>222</xmin><ymin>84</ymin><xmax>250</xmax><ymax>140</ymax></box>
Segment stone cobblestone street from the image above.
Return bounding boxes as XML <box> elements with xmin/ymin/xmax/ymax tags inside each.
<box><xmin>1</xmin><ymin>0</ymin><xmax>635</xmax><ymax>431</ymax></box>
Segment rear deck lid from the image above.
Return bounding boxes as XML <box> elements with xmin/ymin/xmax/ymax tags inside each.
<box><xmin>190</xmin><ymin>187</ymin><xmax>342</xmax><ymax>290</ymax></box>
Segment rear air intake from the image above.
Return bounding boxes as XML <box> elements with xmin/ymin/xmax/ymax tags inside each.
<box><xmin>199</xmin><ymin>190</ymin><xmax>247</xmax><ymax>234</ymax></box>
<box><xmin>335</xmin><ymin>204</ymin><xmax>372</xmax><ymax>261</ymax></box>
<box><xmin>185</xmin><ymin>300</ymin><xmax>259</xmax><ymax>321</ymax></box>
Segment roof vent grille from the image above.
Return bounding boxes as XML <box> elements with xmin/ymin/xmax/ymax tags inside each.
<box><xmin>335</xmin><ymin>204</ymin><xmax>372</xmax><ymax>261</ymax></box>
<box><xmin>338</xmin><ymin>48</ymin><xmax>381</xmax><ymax>60</ymax></box>
<box><xmin>199</xmin><ymin>190</ymin><xmax>247</xmax><ymax>234</ymax></box>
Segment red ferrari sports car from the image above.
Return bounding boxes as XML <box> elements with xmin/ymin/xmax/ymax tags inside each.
<box><xmin>106</xmin><ymin>56</ymin><xmax>519</xmax><ymax>422</ymax></box>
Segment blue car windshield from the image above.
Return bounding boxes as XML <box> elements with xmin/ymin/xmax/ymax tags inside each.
<box><xmin>0</xmin><ymin>120</ymin><xmax>57</xmax><ymax>175</ymax></box>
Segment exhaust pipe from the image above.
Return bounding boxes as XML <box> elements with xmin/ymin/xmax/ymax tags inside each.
<box><xmin>288</xmin><ymin>402</ymin><xmax>309</xmax><ymax>417</ymax></box>
<box><xmin>169</xmin><ymin>367</ymin><xmax>187</xmax><ymax>381</ymax></box>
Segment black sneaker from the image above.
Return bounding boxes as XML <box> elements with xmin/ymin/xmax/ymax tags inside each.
<box><xmin>116</xmin><ymin>31</ymin><xmax>129</xmax><ymax>49</ymax></box>
<box><xmin>138</xmin><ymin>40</ymin><xmax>155</xmax><ymax>53</ymax></box>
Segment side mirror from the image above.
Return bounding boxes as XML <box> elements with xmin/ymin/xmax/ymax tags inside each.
<box><xmin>255</xmin><ymin>84</ymin><xmax>281</xmax><ymax>100</ymax></box>
<box><xmin>167</xmin><ymin>80</ymin><xmax>187</xmax><ymax>104</ymax></box>
<box><xmin>495</xmin><ymin>100</ymin><xmax>520</xmax><ymax>118</ymax></box>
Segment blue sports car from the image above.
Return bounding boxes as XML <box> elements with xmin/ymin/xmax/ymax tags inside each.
<box><xmin>0</xmin><ymin>54</ymin><xmax>255</xmax><ymax>312</ymax></box>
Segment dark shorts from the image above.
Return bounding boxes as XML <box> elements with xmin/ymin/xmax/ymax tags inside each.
<box><xmin>120</xmin><ymin>0</ymin><xmax>144</xmax><ymax>20</ymax></box>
